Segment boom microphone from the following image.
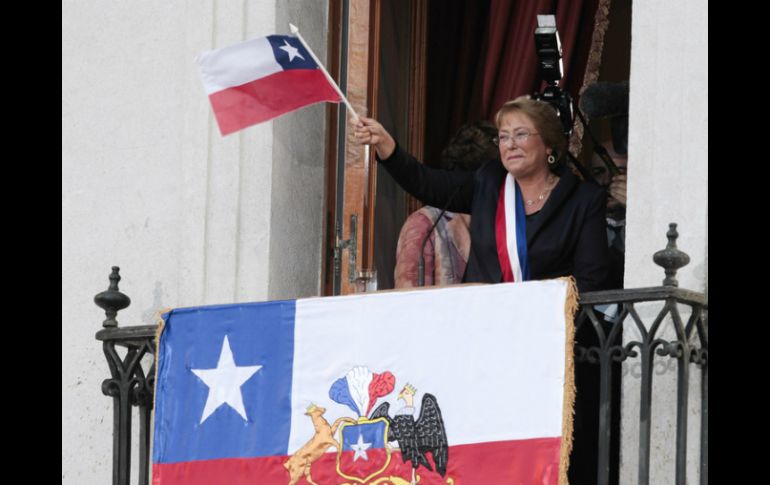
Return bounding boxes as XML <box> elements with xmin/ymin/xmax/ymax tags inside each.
<box><xmin>579</xmin><ymin>80</ymin><xmax>630</xmax><ymax>155</ymax></box>
<box><xmin>579</xmin><ymin>81</ymin><xmax>629</xmax><ymax>119</ymax></box>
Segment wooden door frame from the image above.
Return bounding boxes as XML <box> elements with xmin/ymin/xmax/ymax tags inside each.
<box><xmin>322</xmin><ymin>0</ymin><xmax>342</xmax><ymax>296</ymax></box>
<box><xmin>322</xmin><ymin>0</ymin><xmax>429</xmax><ymax>296</ymax></box>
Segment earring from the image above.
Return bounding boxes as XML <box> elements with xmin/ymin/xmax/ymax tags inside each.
<box><xmin>547</xmin><ymin>154</ymin><xmax>556</xmax><ymax>164</ymax></box>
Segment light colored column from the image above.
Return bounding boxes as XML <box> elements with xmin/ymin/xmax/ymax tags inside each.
<box><xmin>621</xmin><ymin>0</ymin><xmax>707</xmax><ymax>483</ymax></box>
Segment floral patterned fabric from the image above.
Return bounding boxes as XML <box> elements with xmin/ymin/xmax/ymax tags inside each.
<box><xmin>394</xmin><ymin>206</ymin><xmax>472</xmax><ymax>288</ymax></box>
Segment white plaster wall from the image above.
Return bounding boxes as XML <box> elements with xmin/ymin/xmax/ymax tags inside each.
<box><xmin>62</xmin><ymin>1</ymin><xmax>327</xmax><ymax>483</ymax></box>
<box><xmin>269</xmin><ymin>1</ymin><xmax>330</xmax><ymax>300</ymax></box>
<box><xmin>621</xmin><ymin>0</ymin><xmax>708</xmax><ymax>483</ymax></box>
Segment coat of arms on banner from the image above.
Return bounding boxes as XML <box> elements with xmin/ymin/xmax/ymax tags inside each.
<box><xmin>284</xmin><ymin>365</ymin><xmax>451</xmax><ymax>485</ymax></box>
<box><xmin>336</xmin><ymin>417</ymin><xmax>392</xmax><ymax>482</ymax></box>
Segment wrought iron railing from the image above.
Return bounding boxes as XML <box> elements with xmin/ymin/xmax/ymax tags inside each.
<box><xmin>95</xmin><ymin>268</ymin><xmax>157</xmax><ymax>485</ymax></box>
<box><xmin>95</xmin><ymin>223</ymin><xmax>707</xmax><ymax>485</ymax></box>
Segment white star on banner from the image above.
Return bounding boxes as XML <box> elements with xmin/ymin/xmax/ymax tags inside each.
<box><xmin>351</xmin><ymin>434</ymin><xmax>372</xmax><ymax>462</ymax></box>
<box><xmin>279</xmin><ymin>40</ymin><xmax>305</xmax><ymax>62</ymax></box>
<box><xmin>191</xmin><ymin>335</ymin><xmax>263</xmax><ymax>424</ymax></box>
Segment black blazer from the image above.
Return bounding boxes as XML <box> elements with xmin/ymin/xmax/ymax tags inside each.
<box><xmin>378</xmin><ymin>145</ymin><xmax>611</xmax><ymax>292</ymax></box>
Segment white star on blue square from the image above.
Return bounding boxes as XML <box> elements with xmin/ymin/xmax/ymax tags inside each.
<box><xmin>267</xmin><ymin>35</ymin><xmax>317</xmax><ymax>70</ymax></box>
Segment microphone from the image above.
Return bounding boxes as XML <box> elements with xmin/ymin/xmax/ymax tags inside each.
<box><xmin>579</xmin><ymin>81</ymin><xmax>629</xmax><ymax>119</ymax></box>
<box><xmin>578</xmin><ymin>80</ymin><xmax>630</xmax><ymax>175</ymax></box>
<box><xmin>417</xmin><ymin>176</ymin><xmax>472</xmax><ymax>287</ymax></box>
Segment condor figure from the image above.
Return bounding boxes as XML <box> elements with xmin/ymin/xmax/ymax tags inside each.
<box><xmin>369</xmin><ymin>384</ymin><xmax>448</xmax><ymax>483</ymax></box>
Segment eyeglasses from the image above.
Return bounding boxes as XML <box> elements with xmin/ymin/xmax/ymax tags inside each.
<box><xmin>493</xmin><ymin>130</ymin><xmax>540</xmax><ymax>147</ymax></box>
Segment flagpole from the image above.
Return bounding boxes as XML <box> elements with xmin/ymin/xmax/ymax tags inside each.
<box><xmin>289</xmin><ymin>23</ymin><xmax>360</xmax><ymax>124</ymax></box>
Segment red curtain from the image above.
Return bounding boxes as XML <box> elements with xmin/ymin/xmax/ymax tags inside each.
<box><xmin>424</xmin><ymin>0</ymin><xmax>599</xmax><ymax>167</ymax></box>
<box><xmin>471</xmin><ymin>0</ymin><xmax>599</xmax><ymax>120</ymax></box>
<box><xmin>469</xmin><ymin>0</ymin><xmax>598</xmax><ymax>121</ymax></box>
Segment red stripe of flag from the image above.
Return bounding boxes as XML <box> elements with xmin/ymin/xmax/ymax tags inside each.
<box><xmin>153</xmin><ymin>437</ymin><xmax>561</xmax><ymax>484</ymax></box>
<box><xmin>209</xmin><ymin>69</ymin><xmax>340</xmax><ymax>136</ymax></box>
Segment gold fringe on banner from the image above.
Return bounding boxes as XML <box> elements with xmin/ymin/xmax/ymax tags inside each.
<box><xmin>153</xmin><ymin>308</ymin><xmax>173</xmax><ymax>413</ymax></box>
<box><xmin>569</xmin><ymin>0</ymin><xmax>613</xmax><ymax>159</ymax></box>
<box><xmin>558</xmin><ymin>276</ymin><xmax>579</xmax><ymax>485</ymax></box>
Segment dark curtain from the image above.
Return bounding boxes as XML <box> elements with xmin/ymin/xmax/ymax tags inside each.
<box><xmin>472</xmin><ymin>0</ymin><xmax>600</xmax><ymax>120</ymax></box>
<box><xmin>426</xmin><ymin>0</ymin><xmax>599</xmax><ymax>166</ymax></box>
<box><xmin>424</xmin><ymin>1</ymin><xmax>492</xmax><ymax>168</ymax></box>
<box><xmin>375</xmin><ymin>0</ymin><xmax>412</xmax><ymax>290</ymax></box>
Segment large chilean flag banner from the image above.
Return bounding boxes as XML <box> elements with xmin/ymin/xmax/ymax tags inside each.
<box><xmin>152</xmin><ymin>281</ymin><xmax>576</xmax><ymax>485</ymax></box>
<box><xmin>196</xmin><ymin>35</ymin><xmax>341</xmax><ymax>135</ymax></box>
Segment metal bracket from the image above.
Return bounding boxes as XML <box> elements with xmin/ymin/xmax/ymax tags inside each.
<box><xmin>334</xmin><ymin>213</ymin><xmax>358</xmax><ymax>284</ymax></box>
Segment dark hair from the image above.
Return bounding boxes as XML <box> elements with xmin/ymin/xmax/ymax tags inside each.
<box><xmin>439</xmin><ymin>121</ymin><xmax>499</xmax><ymax>171</ymax></box>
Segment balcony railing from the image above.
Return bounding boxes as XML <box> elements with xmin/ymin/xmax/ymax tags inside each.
<box><xmin>94</xmin><ymin>269</ymin><xmax>156</xmax><ymax>485</ymax></box>
<box><xmin>95</xmin><ymin>223</ymin><xmax>707</xmax><ymax>485</ymax></box>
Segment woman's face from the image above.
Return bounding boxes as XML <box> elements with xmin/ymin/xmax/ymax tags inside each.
<box><xmin>498</xmin><ymin>112</ymin><xmax>552</xmax><ymax>179</ymax></box>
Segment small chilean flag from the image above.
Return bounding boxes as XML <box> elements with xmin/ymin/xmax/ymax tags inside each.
<box><xmin>197</xmin><ymin>35</ymin><xmax>341</xmax><ymax>136</ymax></box>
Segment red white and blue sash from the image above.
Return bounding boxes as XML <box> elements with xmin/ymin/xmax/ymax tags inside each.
<box><xmin>495</xmin><ymin>173</ymin><xmax>530</xmax><ymax>282</ymax></box>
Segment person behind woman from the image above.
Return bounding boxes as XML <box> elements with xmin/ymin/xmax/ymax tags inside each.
<box><xmin>394</xmin><ymin>121</ymin><xmax>498</xmax><ymax>288</ymax></box>
<box><xmin>591</xmin><ymin>138</ymin><xmax>629</xmax><ymax>291</ymax></box>
<box><xmin>355</xmin><ymin>95</ymin><xmax>610</xmax><ymax>293</ymax></box>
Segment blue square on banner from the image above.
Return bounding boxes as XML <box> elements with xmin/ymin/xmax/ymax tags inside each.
<box><xmin>267</xmin><ymin>35</ymin><xmax>318</xmax><ymax>70</ymax></box>
<box><xmin>153</xmin><ymin>300</ymin><xmax>296</xmax><ymax>463</ymax></box>
<box><xmin>341</xmin><ymin>421</ymin><xmax>387</xmax><ymax>451</ymax></box>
